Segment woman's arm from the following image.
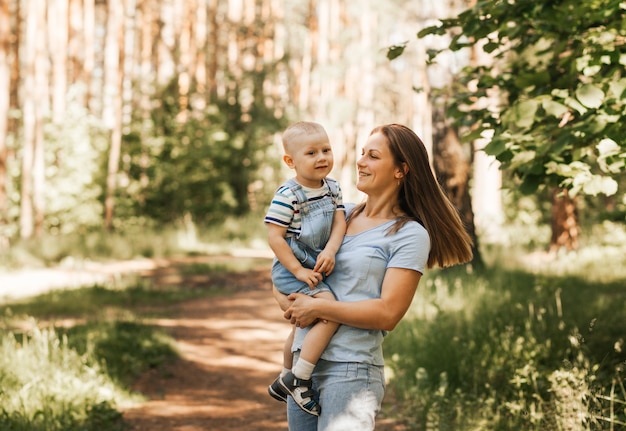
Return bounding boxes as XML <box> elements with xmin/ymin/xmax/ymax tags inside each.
<box><xmin>285</xmin><ymin>267</ymin><xmax>421</xmax><ymax>331</ymax></box>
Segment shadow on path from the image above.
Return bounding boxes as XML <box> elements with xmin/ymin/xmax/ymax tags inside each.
<box><xmin>123</xmin><ymin>275</ymin><xmax>291</xmax><ymax>431</ymax></box>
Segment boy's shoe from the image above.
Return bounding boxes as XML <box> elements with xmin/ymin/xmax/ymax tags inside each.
<box><xmin>268</xmin><ymin>376</ymin><xmax>288</xmax><ymax>403</ymax></box>
<box><xmin>278</xmin><ymin>371</ymin><xmax>321</xmax><ymax>416</ymax></box>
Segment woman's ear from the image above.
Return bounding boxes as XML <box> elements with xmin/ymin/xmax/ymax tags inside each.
<box><xmin>395</xmin><ymin>162</ymin><xmax>408</xmax><ymax>179</ymax></box>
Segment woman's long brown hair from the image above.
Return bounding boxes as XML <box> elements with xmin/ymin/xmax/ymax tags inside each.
<box><xmin>349</xmin><ymin>124</ymin><xmax>473</xmax><ymax>268</ymax></box>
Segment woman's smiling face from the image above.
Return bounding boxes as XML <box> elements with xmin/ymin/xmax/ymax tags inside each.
<box><xmin>356</xmin><ymin>132</ymin><xmax>401</xmax><ymax>195</ymax></box>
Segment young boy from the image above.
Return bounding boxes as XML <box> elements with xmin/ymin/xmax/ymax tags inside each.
<box><xmin>264</xmin><ymin>121</ymin><xmax>346</xmax><ymax>416</ymax></box>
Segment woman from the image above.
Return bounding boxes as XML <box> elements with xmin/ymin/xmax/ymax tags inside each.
<box><xmin>273</xmin><ymin>123</ymin><xmax>473</xmax><ymax>430</ymax></box>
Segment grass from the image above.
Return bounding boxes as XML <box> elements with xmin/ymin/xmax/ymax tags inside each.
<box><xmin>0</xmin><ymin>213</ymin><xmax>269</xmax><ymax>271</ymax></box>
<box><xmin>0</xmin><ymin>257</ymin><xmax>263</xmax><ymax>431</ymax></box>
<box><xmin>0</xmin><ymin>328</ymin><xmax>132</xmax><ymax>431</ymax></box>
<box><xmin>383</xmin><ymin>261</ymin><xmax>626</xmax><ymax>430</ymax></box>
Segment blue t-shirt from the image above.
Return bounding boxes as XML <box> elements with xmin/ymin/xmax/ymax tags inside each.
<box><xmin>291</xmin><ymin>207</ymin><xmax>430</xmax><ymax>365</ymax></box>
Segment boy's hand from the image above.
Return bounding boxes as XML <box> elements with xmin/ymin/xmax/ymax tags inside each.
<box><xmin>294</xmin><ymin>267</ymin><xmax>323</xmax><ymax>289</ymax></box>
<box><xmin>314</xmin><ymin>249</ymin><xmax>336</xmax><ymax>276</ymax></box>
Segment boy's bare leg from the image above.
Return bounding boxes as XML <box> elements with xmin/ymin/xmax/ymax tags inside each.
<box><xmin>297</xmin><ymin>290</ymin><xmax>339</xmax><ymax>366</ymax></box>
<box><xmin>283</xmin><ymin>326</ymin><xmax>295</xmax><ymax>370</ymax></box>
<box><xmin>279</xmin><ymin>291</ymin><xmax>338</xmax><ymax>416</ymax></box>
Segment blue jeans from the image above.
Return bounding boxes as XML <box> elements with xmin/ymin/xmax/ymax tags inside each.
<box><xmin>287</xmin><ymin>356</ymin><xmax>386</xmax><ymax>431</ymax></box>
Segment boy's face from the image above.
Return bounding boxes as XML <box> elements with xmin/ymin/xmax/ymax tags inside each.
<box><xmin>283</xmin><ymin>132</ymin><xmax>334</xmax><ymax>188</ymax></box>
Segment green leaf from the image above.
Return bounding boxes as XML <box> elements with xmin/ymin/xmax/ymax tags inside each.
<box><xmin>512</xmin><ymin>100</ymin><xmax>539</xmax><ymax>129</ymax></box>
<box><xmin>576</xmin><ymin>84</ymin><xmax>604</xmax><ymax>109</ymax></box>
<box><xmin>597</xmin><ymin>138</ymin><xmax>620</xmax><ymax>157</ymax></box>
<box><xmin>460</xmin><ymin>127</ymin><xmax>487</xmax><ymax>143</ymax></box>
<box><xmin>514</xmin><ymin>70</ymin><xmax>550</xmax><ymax>88</ymax></box>
<box><xmin>417</xmin><ymin>24</ymin><xmax>447</xmax><ymax>38</ymax></box>
<box><xmin>608</xmin><ymin>78</ymin><xmax>626</xmax><ymax>98</ymax></box>
<box><xmin>509</xmin><ymin>150</ymin><xmax>537</xmax><ymax>170</ymax></box>
<box><xmin>519</xmin><ymin>174</ymin><xmax>542</xmax><ymax>195</ymax></box>
<box><xmin>483</xmin><ymin>41</ymin><xmax>499</xmax><ymax>53</ymax></box>
<box><xmin>483</xmin><ymin>138</ymin><xmax>507</xmax><ymax>156</ymax></box>
<box><xmin>387</xmin><ymin>43</ymin><xmax>408</xmax><ymax>61</ymax></box>
<box><xmin>580</xmin><ymin>175</ymin><xmax>618</xmax><ymax>196</ymax></box>
<box><xmin>541</xmin><ymin>99</ymin><xmax>569</xmax><ymax>118</ymax></box>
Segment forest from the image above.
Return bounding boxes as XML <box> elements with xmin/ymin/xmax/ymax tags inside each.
<box><xmin>0</xmin><ymin>0</ymin><xmax>625</xmax><ymax>430</ymax></box>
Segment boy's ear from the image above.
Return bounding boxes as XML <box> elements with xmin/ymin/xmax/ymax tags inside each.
<box><xmin>283</xmin><ymin>154</ymin><xmax>295</xmax><ymax>169</ymax></box>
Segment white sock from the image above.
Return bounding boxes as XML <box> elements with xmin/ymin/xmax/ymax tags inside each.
<box><xmin>280</xmin><ymin>367</ymin><xmax>290</xmax><ymax>378</ymax></box>
<box><xmin>293</xmin><ymin>358</ymin><xmax>315</xmax><ymax>380</ymax></box>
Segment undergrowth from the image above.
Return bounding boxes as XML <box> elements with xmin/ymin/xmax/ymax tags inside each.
<box><xmin>384</xmin><ymin>264</ymin><xmax>626</xmax><ymax>430</ymax></box>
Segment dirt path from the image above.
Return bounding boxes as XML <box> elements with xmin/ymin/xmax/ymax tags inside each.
<box><xmin>123</xmin><ymin>266</ymin><xmax>292</xmax><ymax>430</ymax></box>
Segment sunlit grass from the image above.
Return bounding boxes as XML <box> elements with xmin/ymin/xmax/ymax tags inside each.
<box><xmin>0</xmin><ymin>279</ymin><xmax>225</xmax><ymax>320</ymax></box>
<box><xmin>0</xmin><ymin>328</ymin><xmax>134</xmax><ymax>431</ymax></box>
<box><xmin>384</xmin><ymin>246</ymin><xmax>626</xmax><ymax>430</ymax></box>
<box><xmin>486</xmin><ymin>220</ymin><xmax>626</xmax><ymax>281</ymax></box>
<box><xmin>0</xmin><ymin>212</ymin><xmax>270</xmax><ymax>271</ymax></box>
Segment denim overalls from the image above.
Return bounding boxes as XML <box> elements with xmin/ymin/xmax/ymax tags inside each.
<box><xmin>271</xmin><ymin>178</ymin><xmax>339</xmax><ymax>296</ymax></box>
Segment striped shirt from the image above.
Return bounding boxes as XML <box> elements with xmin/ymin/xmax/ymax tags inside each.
<box><xmin>264</xmin><ymin>179</ymin><xmax>344</xmax><ymax>237</ymax></box>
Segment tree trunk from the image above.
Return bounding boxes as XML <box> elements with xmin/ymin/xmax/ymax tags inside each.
<box><xmin>21</xmin><ymin>0</ymin><xmax>48</xmax><ymax>239</ymax></box>
<box><xmin>49</xmin><ymin>0</ymin><xmax>68</xmax><ymax>123</ymax></box>
<box><xmin>83</xmin><ymin>0</ymin><xmax>95</xmax><ymax>111</ymax></box>
<box><xmin>432</xmin><ymin>105</ymin><xmax>482</xmax><ymax>267</ymax></box>
<box><xmin>0</xmin><ymin>0</ymin><xmax>10</xmax><ymax>235</ymax></box>
<box><xmin>550</xmin><ymin>188</ymin><xmax>579</xmax><ymax>252</ymax></box>
<box><xmin>176</xmin><ymin>0</ymin><xmax>195</xmax><ymax>121</ymax></box>
<box><xmin>8</xmin><ymin>0</ymin><xmax>19</xmax><ymax>136</ymax></box>
<box><xmin>207</xmin><ymin>0</ymin><xmax>219</xmax><ymax>100</ymax></box>
<box><xmin>194</xmin><ymin>0</ymin><xmax>207</xmax><ymax>97</ymax></box>
<box><xmin>68</xmin><ymin>0</ymin><xmax>83</xmax><ymax>99</ymax></box>
<box><xmin>103</xmin><ymin>0</ymin><xmax>125</xmax><ymax>230</ymax></box>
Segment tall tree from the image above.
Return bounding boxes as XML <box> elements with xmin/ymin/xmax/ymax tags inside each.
<box><xmin>0</xmin><ymin>0</ymin><xmax>10</xmax><ymax>236</ymax></box>
<box><xmin>418</xmin><ymin>0</ymin><xmax>626</xmax><ymax>250</ymax></box>
<box><xmin>103</xmin><ymin>0</ymin><xmax>125</xmax><ymax>230</ymax></box>
<box><xmin>21</xmin><ymin>0</ymin><xmax>48</xmax><ymax>238</ymax></box>
<box><xmin>48</xmin><ymin>0</ymin><xmax>68</xmax><ymax>123</ymax></box>
<box><xmin>83</xmin><ymin>0</ymin><xmax>95</xmax><ymax>111</ymax></box>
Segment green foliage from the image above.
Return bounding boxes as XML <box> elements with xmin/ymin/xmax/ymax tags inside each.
<box><xmin>414</xmin><ymin>0</ymin><xmax>626</xmax><ymax>197</ymax></box>
<box><xmin>6</xmin><ymin>89</ymin><xmax>109</xmax><ymax>239</ymax></box>
<box><xmin>42</xmin><ymin>95</ymin><xmax>109</xmax><ymax>233</ymax></box>
<box><xmin>384</xmin><ymin>264</ymin><xmax>626</xmax><ymax>430</ymax></box>
<box><xmin>117</xmin><ymin>74</ymin><xmax>286</xmax><ymax>225</ymax></box>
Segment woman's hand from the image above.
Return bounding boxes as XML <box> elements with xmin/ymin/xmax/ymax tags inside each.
<box><xmin>285</xmin><ymin>293</ymin><xmax>320</xmax><ymax>328</ymax></box>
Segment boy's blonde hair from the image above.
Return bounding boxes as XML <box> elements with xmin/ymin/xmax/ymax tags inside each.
<box><xmin>282</xmin><ymin>121</ymin><xmax>328</xmax><ymax>153</ymax></box>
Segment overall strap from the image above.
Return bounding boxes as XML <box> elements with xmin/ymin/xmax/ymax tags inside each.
<box><xmin>324</xmin><ymin>178</ymin><xmax>339</xmax><ymax>200</ymax></box>
<box><xmin>284</xmin><ymin>178</ymin><xmax>308</xmax><ymax>207</ymax></box>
